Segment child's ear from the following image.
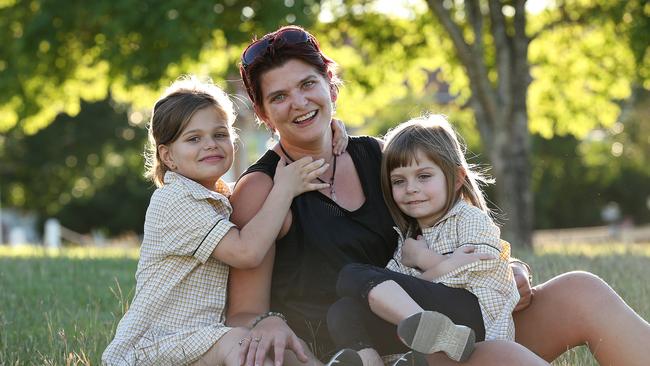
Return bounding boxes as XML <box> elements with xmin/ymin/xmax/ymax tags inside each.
<box><xmin>455</xmin><ymin>167</ymin><xmax>467</xmax><ymax>191</ymax></box>
<box><xmin>158</xmin><ymin>144</ymin><xmax>176</xmax><ymax>170</ymax></box>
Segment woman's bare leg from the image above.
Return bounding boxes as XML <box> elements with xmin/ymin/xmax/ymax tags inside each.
<box><xmin>424</xmin><ymin>340</ymin><xmax>549</xmax><ymax>365</ymax></box>
<box><xmin>513</xmin><ymin>271</ymin><xmax>650</xmax><ymax>365</ymax></box>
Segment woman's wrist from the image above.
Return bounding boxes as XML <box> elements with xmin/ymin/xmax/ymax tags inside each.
<box><xmin>251</xmin><ymin>311</ymin><xmax>287</xmax><ymax>328</ymax></box>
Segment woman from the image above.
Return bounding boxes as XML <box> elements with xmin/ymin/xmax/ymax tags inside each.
<box><xmin>227</xmin><ymin>25</ymin><xmax>650</xmax><ymax>366</ymax></box>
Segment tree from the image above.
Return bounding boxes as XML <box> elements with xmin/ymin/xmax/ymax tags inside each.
<box><xmin>0</xmin><ymin>0</ymin><xmax>320</xmax><ymax>134</ymax></box>
<box><xmin>0</xmin><ymin>0</ymin><xmax>322</xmax><ymax>235</ymax></box>
<box><xmin>318</xmin><ymin>0</ymin><xmax>645</xmax><ymax>247</ymax></box>
<box><xmin>2</xmin><ymin>99</ymin><xmax>153</xmax><ymax>235</ymax></box>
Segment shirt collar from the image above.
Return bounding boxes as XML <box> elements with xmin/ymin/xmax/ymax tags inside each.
<box><xmin>163</xmin><ymin>171</ymin><xmax>232</xmax><ymax>202</ymax></box>
<box><xmin>422</xmin><ymin>199</ymin><xmax>469</xmax><ymax>233</ymax></box>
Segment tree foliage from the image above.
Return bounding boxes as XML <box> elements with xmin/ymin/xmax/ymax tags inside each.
<box><xmin>314</xmin><ymin>0</ymin><xmax>647</xmax><ymax>247</ymax></box>
<box><xmin>0</xmin><ymin>0</ymin><xmax>320</xmax><ymax>134</ymax></box>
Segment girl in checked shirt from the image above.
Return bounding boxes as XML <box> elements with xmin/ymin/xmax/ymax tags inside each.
<box><xmin>102</xmin><ymin>76</ymin><xmax>333</xmax><ymax>366</ymax></box>
<box><xmin>330</xmin><ymin>115</ymin><xmax>519</xmax><ymax>366</ymax></box>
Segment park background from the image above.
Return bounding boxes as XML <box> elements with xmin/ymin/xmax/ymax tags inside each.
<box><xmin>0</xmin><ymin>0</ymin><xmax>649</xmax><ymax>365</ymax></box>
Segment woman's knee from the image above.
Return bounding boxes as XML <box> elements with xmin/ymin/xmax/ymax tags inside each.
<box><xmin>541</xmin><ymin>270</ymin><xmax>612</xmax><ymax>305</ymax></box>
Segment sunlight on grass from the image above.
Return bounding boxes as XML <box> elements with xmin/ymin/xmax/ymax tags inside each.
<box><xmin>535</xmin><ymin>242</ymin><xmax>650</xmax><ymax>257</ymax></box>
<box><xmin>2</xmin><ymin>242</ymin><xmax>649</xmax><ymax>365</ymax></box>
<box><xmin>0</xmin><ymin>244</ymin><xmax>139</xmax><ymax>259</ymax></box>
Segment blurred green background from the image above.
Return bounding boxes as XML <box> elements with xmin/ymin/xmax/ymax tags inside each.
<box><xmin>1</xmin><ymin>0</ymin><xmax>648</xmax><ymax>246</ymax></box>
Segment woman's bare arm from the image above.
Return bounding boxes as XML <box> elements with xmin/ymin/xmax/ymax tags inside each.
<box><xmin>226</xmin><ymin>171</ymin><xmax>287</xmax><ymax>326</ymax></box>
<box><xmin>226</xmin><ymin>171</ymin><xmax>307</xmax><ymax>366</ymax></box>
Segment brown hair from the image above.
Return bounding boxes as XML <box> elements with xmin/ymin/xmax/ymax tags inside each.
<box><xmin>239</xmin><ymin>25</ymin><xmax>341</xmax><ymax>118</ymax></box>
<box><xmin>144</xmin><ymin>75</ymin><xmax>236</xmax><ymax>187</ymax></box>
<box><xmin>380</xmin><ymin>115</ymin><xmax>493</xmax><ymax>236</ymax></box>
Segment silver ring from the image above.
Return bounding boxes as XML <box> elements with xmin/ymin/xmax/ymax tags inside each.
<box><xmin>252</xmin><ymin>336</ymin><xmax>261</xmax><ymax>342</ymax></box>
<box><xmin>238</xmin><ymin>337</ymin><xmax>251</xmax><ymax>346</ymax></box>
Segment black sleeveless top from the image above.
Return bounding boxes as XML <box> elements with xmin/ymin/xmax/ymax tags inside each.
<box><xmin>240</xmin><ymin>136</ymin><xmax>397</xmax><ymax>353</ymax></box>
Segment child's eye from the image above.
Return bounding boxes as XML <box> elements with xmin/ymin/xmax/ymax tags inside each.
<box><xmin>187</xmin><ymin>136</ymin><xmax>200</xmax><ymax>143</ymax></box>
<box><xmin>215</xmin><ymin>132</ymin><xmax>229</xmax><ymax>139</ymax></box>
<box><xmin>418</xmin><ymin>174</ymin><xmax>431</xmax><ymax>180</ymax></box>
<box><xmin>391</xmin><ymin>179</ymin><xmax>405</xmax><ymax>186</ymax></box>
<box><xmin>303</xmin><ymin>80</ymin><xmax>315</xmax><ymax>88</ymax></box>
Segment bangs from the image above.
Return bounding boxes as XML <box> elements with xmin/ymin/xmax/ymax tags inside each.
<box><xmin>383</xmin><ymin>126</ymin><xmax>444</xmax><ymax>173</ymax></box>
<box><xmin>384</xmin><ymin>137</ymin><xmax>421</xmax><ymax>172</ymax></box>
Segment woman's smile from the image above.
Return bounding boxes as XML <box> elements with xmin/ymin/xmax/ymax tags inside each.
<box><xmin>293</xmin><ymin>110</ymin><xmax>318</xmax><ymax>125</ymax></box>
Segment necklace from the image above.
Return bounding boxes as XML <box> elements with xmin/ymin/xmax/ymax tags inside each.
<box><xmin>279</xmin><ymin>142</ymin><xmax>338</xmax><ymax>202</ymax></box>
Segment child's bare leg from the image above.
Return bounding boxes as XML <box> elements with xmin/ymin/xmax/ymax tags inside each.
<box><xmin>357</xmin><ymin>348</ymin><xmax>384</xmax><ymax>366</ymax></box>
<box><xmin>367</xmin><ymin>280</ymin><xmax>423</xmax><ymax>324</ymax></box>
<box><xmin>514</xmin><ymin>271</ymin><xmax>650</xmax><ymax>366</ymax></box>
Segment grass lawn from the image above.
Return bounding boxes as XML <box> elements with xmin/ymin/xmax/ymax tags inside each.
<box><xmin>1</xmin><ymin>243</ymin><xmax>650</xmax><ymax>365</ymax></box>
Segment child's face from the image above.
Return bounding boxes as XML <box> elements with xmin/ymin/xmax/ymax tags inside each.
<box><xmin>389</xmin><ymin>150</ymin><xmax>448</xmax><ymax>228</ymax></box>
<box><xmin>160</xmin><ymin>106</ymin><xmax>234</xmax><ymax>190</ymax></box>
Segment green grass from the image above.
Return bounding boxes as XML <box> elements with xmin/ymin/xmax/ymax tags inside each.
<box><xmin>1</xmin><ymin>243</ymin><xmax>649</xmax><ymax>365</ymax></box>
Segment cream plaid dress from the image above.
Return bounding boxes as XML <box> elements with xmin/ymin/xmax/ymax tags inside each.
<box><xmin>102</xmin><ymin>172</ymin><xmax>236</xmax><ymax>365</ymax></box>
<box><xmin>387</xmin><ymin>200</ymin><xmax>519</xmax><ymax>341</ymax></box>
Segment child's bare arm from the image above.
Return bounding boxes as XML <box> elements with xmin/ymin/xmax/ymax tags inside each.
<box><xmin>212</xmin><ymin>157</ymin><xmax>329</xmax><ymax>268</ymax></box>
<box><xmin>417</xmin><ymin>246</ymin><xmax>496</xmax><ymax>281</ymax></box>
<box><xmin>331</xmin><ymin>119</ymin><xmax>348</xmax><ymax>155</ymax></box>
<box><xmin>401</xmin><ymin>236</ymin><xmax>447</xmax><ymax>270</ymax></box>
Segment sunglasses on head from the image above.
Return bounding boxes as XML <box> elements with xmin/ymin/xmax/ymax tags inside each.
<box><xmin>241</xmin><ymin>27</ymin><xmax>311</xmax><ymax>69</ymax></box>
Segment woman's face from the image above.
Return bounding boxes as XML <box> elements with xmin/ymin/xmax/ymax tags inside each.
<box><xmin>258</xmin><ymin>59</ymin><xmax>337</xmax><ymax>146</ymax></box>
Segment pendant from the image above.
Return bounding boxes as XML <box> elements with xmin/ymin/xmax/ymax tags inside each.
<box><xmin>331</xmin><ymin>188</ymin><xmax>337</xmax><ymax>202</ymax></box>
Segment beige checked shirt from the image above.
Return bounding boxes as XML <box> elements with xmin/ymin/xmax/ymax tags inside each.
<box><xmin>102</xmin><ymin>172</ymin><xmax>236</xmax><ymax>365</ymax></box>
<box><xmin>387</xmin><ymin>200</ymin><xmax>519</xmax><ymax>341</ymax></box>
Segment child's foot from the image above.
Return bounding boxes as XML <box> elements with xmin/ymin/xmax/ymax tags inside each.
<box><xmin>326</xmin><ymin>348</ymin><xmax>363</xmax><ymax>366</ymax></box>
<box><xmin>391</xmin><ymin>351</ymin><xmax>428</xmax><ymax>366</ymax></box>
<box><xmin>397</xmin><ymin>311</ymin><xmax>475</xmax><ymax>362</ymax></box>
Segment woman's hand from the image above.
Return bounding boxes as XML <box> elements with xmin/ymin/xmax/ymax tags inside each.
<box><xmin>331</xmin><ymin>119</ymin><xmax>348</xmax><ymax>155</ymax></box>
<box><xmin>239</xmin><ymin>316</ymin><xmax>308</xmax><ymax>366</ymax></box>
<box><xmin>511</xmin><ymin>262</ymin><xmax>535</xmax><ymax>312</ymax></box>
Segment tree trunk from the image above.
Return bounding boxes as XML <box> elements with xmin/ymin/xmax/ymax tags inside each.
<box><xmin>488</xmin><ymin>111</ymin><xmax>533</xmax><ymax>247</ymax></box>
<box><xmin>428</xmin><ymin>0</ymin><xmax>534</xmax><ymax>248</ymax></box>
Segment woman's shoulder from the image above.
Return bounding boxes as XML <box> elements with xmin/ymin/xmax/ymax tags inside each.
<box><xmin>239</xmin><ymin>149</ymin><xmax>280</xmax><ymax>179</ymax></box>
<box><xmin>348</xmin><ymin>135</ymin><xmax>383</xmax><ymax>158</ymax></box>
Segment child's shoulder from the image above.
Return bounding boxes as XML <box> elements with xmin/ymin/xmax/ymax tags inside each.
<box><xmin>453</xmin><ymin>200</ymin><xmax>492</xmax><ymax>224</ymax></box>
<box><xmin>148</xmin><ymin>180</ymin><xmax>191</xmax><ymax>211</ymax></box>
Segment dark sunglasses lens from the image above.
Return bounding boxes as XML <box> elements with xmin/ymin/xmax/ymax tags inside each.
<box><xmin>278</xmin><ymin>29</ymin><xmax>309</xmax><ymax>44</ymax></box>
<box><xmin>242</xmin><ymin>39</ymin><xmax>269</xmax><ymax>67</ymax></box>
<box><xmin>242</xmin><ymin>29</ymin><xmax>309</xmax><ymax>68</ymax></box>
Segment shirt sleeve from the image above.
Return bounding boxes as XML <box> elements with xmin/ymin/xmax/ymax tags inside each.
<box><xmin>456</xmin><ymin>207</ymin><xmax>502</xmax><ymax>256</ymax></box>
<box><xmin>160</xmin><ymin>195</ymin><xmax>236</xmax><ymax>263</ymax></box>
